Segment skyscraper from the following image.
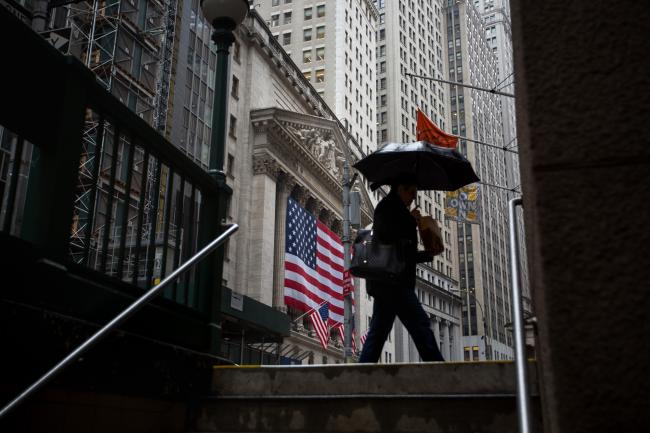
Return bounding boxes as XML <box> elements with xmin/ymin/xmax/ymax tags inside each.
<box><xmin>374</xmin><ymin>0</ymin><xmax>462</xmax><ymax>362</ymax></box>
<box><xmin>254</xmin><ymin>0</ymin><xmax>378</xmax><ymax>155</ymax></box>
<box><xmin>445</xmin><ymin>0</ymin><xmax>514</xmax><ymax>360</ymax></box>
<box><xmin>473</xmin><ymin>0</ymin><xmax>530</xmax><ymax>317</ymax></box>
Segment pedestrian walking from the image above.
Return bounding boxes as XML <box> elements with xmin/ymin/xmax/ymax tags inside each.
<box><xmin>358</xmin><ymin>173</ymin><xmax>445</xmax><ymax>363</ymax></box>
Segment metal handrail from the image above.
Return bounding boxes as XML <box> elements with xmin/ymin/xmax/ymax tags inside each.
<box><xmin>0</xmin><ymin>223</ymin><xmax>239</xmax><ymax>419</ymax></box>
<box><xmin>507</xmin><ymin>198</ymin><xmax>531</xmax><ymax>433</ymax></box>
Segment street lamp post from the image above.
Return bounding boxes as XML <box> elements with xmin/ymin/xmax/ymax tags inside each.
<box><xmin>200</xmin><ymin>0</ymin><xmax>249</xmax><ymax>355</ymax></box>
<box><xmin>341</xmin><ymin>119</ymin><xmax>359</xmax><ymax>362</ymax></box>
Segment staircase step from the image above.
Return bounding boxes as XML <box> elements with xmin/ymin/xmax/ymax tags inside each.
<box><xmin>191</xmin><ymin>361</ymin><xmax>542</xmax><ymax>433</ymax></box>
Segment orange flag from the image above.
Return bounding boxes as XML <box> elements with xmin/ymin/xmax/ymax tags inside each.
<box><xmin>416</xmin><ymin>108</ymin><xmax>458</xmax><ymax>148</ymax></box>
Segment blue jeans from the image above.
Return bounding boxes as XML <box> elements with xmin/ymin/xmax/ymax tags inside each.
<box><xmin>359</xmin><ymin>288</ymin><xmax>444</xmax><ymax>363</ymax></box>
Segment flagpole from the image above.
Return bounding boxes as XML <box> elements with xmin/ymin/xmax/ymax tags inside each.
<box><xmin>291</xmin><ymin>300</ymin><xmax>329</xmax><ymax>323</ymax></box>
<box><xmin>405</xmin><ymin>72</ymin><xmax>515</xmax><ymax>98</ymax></box>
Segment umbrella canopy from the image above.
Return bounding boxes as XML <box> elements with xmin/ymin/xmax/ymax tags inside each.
<box><xmin>353</xmin><ymin>141</ymin><xmax>480</xmax><ymax>191</ymax></box>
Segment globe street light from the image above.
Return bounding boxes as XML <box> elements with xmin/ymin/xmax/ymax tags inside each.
<box><xmin>199</xmin><ymin>0</ymin><xmax>248</xmax><ymax>354</ymax></box>
<box><xmin>201</xmin><ymin>0</ymin><xmax>249</xmax><ymax>182</ymax></box>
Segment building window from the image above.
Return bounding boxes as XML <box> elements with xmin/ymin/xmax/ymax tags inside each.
<box><xmin>284</xmin><ymin>11</ymin><xmax>292</xmax><ymax>24</ymax></box>
<box><xmin>316</xmin><ymin>25</ymin><xmax>325</xmax><ymax>39</ymax></box>
<box><xmin>379</xmin><ymin>45</ymin><xmax>386</xmax><ymax>57</ymax></box>
<box><xmin>303</xmin><ymin>70</ymin><xmax>312</xmax><ymax>81</ymax></box>
<box><xmin>233</xmin><ymin>40</ymin><xmax>241</xmax><ymax>63</ymax></box>
<box><xmin>271</xmin><ymin>13</ymin><xmax>279</xmax><ymax>27</ymax></box>
<box><xmin>316</xmin><ymin>4</ymin><xmax>325</xmax><ymax>17</ymax></box>
<box><xmin>228</xmin><ymin>115</ymin><xmax>237</xmax><ymax>138</ymax></box>
<box><xmin>272</xmin><ymin>0</ymin><xmax>279</xmax><ymax>6</ymax></box>
<box><xmin>315</xmin><ymin>68</ymin><xmax>325</xmax><ymax>83</ymax></box>
<box><xmin>303</xmin><ymin>28</ymin><xmax>312</xmax><ymax>41</ymax></box>
<box><xmin>315</xmin><ymin>46</ymin><xmax>325</xmax><ymax>61</ymax></box>
<box><xmin>379</xmin><ymin>29</ymin><xmax>385</xmax><ymax>40</ymax></box>
<box><xmin>464</xmin><ymin>346</ymin><xmax>471</xmax><ymax>361</ymax></box>
<box><xmin>231</xmin><ymin>75</ymin><xmax>239</xmax><ymax>99</ymax></box>
<box><xmin>227</xmin><ymin>153</ymin><xmax>235</xmax><ymax>178</ymax></box>
<box><xmin>285</xmin><ymin>0</ymin><xmax>291</xmax><ymax>3</ymax></box>
<box><xmin>473</xmin><ymin>346</ymin><xmax>480</xmax><ymax>360</ymax></box>
<box><xmin>304</xmin><ymin>7</ymin><xmax>312</xmax><ymax>20</ymax></box>
<box><xmin>302</xmin><ymin>49</ymin><xmax>311</xmax><ymax>63</ymax></box>
<box><xmin>283</xmin><ymin>32</ymin><xmax>291</xmax><ymax>45</ymax></box>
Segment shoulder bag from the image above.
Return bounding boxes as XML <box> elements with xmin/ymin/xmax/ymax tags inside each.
<box><xmin>349</xmin><ymin>229</ymin><xmax>405</xmax><ymax>280</ymax></box>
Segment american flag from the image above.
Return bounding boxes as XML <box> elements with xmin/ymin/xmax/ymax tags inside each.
<box><xmin>336</xmin><ymin>324</ymin><xmax>357</xmax><ymax>353</ymax></box>
<box><xmin>309</xmin><ymin>302</ymin><xmax>330</xmax><ymax>349</ymax></box>
<box><xmin>360</xmin><ymin>330</ymin><xmax>368</xmax><ymax>346</ymax></box>
<box><xmin>284</xmin><ymin>197</ymin><xmax>347</xmax><ymax>325</ymax></box>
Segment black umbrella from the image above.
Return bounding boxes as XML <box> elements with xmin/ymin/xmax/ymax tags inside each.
<box><xmin>353</xmin><ymin>141</ymin><xmax>480</xmax><ymax>191</ymax></box>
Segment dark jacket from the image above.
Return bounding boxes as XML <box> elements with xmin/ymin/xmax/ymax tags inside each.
<box><xmin>366</xmin><ymin>191</ymin><xmax>433</xmax><ymax>297</ymax></box>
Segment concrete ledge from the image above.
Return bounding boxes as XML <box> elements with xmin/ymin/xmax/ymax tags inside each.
<box><xmin>194</xmin><ymin>393</ymin><xmax>543</xmax><ymax>433</ymax></box>
<box><xmin>211</xmin><ymin>361</ymin><xmax>538</xmax><ymax>397</ymax></box>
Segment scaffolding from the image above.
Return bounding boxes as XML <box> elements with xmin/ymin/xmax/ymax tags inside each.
<box><xmin>60</xmin><ymin>0</ymin><xmax>178</xmax><ymax>283</ymax></box>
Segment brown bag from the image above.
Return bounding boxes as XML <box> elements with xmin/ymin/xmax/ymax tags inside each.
<box><xmin>417</xmin><ymin>216</ymin><xmax>445</xmax><ymax>256</ymax></box>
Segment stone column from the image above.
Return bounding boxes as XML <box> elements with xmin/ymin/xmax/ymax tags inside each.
<box><xmin>293</xmin><ymin>184</ymin><xmax>308</xmax><ymax>207</ymax></box>
<box><xmin>453</xmin><ymin>323</ymin><xmax>462</xmax><ymax>361</ymax></box>
<box><xmin>444</xmin><ymin>320</ymin><xmax>452</xmax><ymax>361</ymax></box>
<box><xmin>439</xmin><ymin>319</ymin><xmax>450</xmax><ymax>360</ymax></box>
<box><xmin>432</xmin><ymin>316</ymin><xmax>441</xmax><ymax>353</ymax></box>
<box><xmin>249</xmin><ymin>155</ymin><xmax>279</xmax><ymax>306</ymax></box>
<box><xmin>312</xmin><ymin>200</ymin><xmax>326</xmax><ymax>218</ymax></box>
<box><xmin>272</xmin><ymin>174</ymin><xmax>297</xmax><ymax>310</ymax></box>
<box><xmin>318</xmin><ymin>207</ymin><xmax>334</xmax><ymax>229</ymax></box>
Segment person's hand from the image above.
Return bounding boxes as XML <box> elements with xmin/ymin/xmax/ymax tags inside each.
<box><xmin>410</xmin><ymin>208</ymin><xmax>422</xmax><ymax>223</ymax></box>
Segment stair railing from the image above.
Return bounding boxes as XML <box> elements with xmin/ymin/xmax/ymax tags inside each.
<box><xmin>0</xmin><ymin>223</ymin><xmax>239</xmax><ymax>419</ymax></box>
<box><xmin>507</xmin><ymin>197</ymin><xmax>531</xmax><ymax>433</ymax></box>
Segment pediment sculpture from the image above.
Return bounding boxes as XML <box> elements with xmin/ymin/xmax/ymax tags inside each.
<box><xmin>287</xmin><ymin>126</ymin><xmax>345</xmax><ymax>178</ymax></box>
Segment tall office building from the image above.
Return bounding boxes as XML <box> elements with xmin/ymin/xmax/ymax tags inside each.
<box><xmin>473</xmin><ymin>0</ymin><xmax>530</xmax><ymax>317</ymax></box>
<box><xmin>445</xmin><ymin>0</ymin><xmax>514</xmax><ymax>360</ymax></box>
<box><xmin>374</xmin><ymin>0</ymin><xmax>462</xmax><ymax>362</ymax></box>
<box><xmin>254</xmin><ymin>0</ymin><xmax>378</xmax><ymax>155</ymax></box>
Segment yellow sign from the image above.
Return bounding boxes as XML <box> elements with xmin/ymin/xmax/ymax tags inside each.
<box><xmin>445</xmin><ymin>184</ymin><xmax>480</xmax><ymax>224</ymax></box>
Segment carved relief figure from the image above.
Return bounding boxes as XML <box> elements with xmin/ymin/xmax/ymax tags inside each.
<box><xmin>287</xmin><ymin>125</ymin><xmax>346</xmax><ymax>177</ymax></box>
<box><xmin>287</xmin><ymin>125</ymin><xmax>319</xmax><ymax>155</ymax></box>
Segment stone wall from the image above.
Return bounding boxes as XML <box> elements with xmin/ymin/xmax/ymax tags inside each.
<box><xmin>510</xmin><ymin>1</ymin><xmax>650</xmax><ymax>431</ymax></box>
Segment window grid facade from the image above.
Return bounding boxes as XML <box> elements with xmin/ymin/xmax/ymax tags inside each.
<box><xmin>446</xmin><ymin>0</ymin><xmax>513</xmax><ymax>360</ymax></box>
<box><xmin>257</xmin><ymin>0</ymin><xmax>379</xmax><ymax>155</ymax></box>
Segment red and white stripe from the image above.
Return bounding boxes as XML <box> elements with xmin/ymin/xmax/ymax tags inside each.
<box><xmin>285</xmin><ymin>221</ymin><xmax>346</xmax><ymax>324</ymax></box>
<box><xmin>360</xmin><ymin>330</ymin><xmax>368</xmax><ymax>346</ymax></box>
<box><xmin>309</xmin><ymin>307</ymin><xmax>329</xmax><ymax>349</ymax></box>
<box><xmin>336</xmin><ymin>325</ymin><xmax>357</xmax><ymax>353</ymax></box>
